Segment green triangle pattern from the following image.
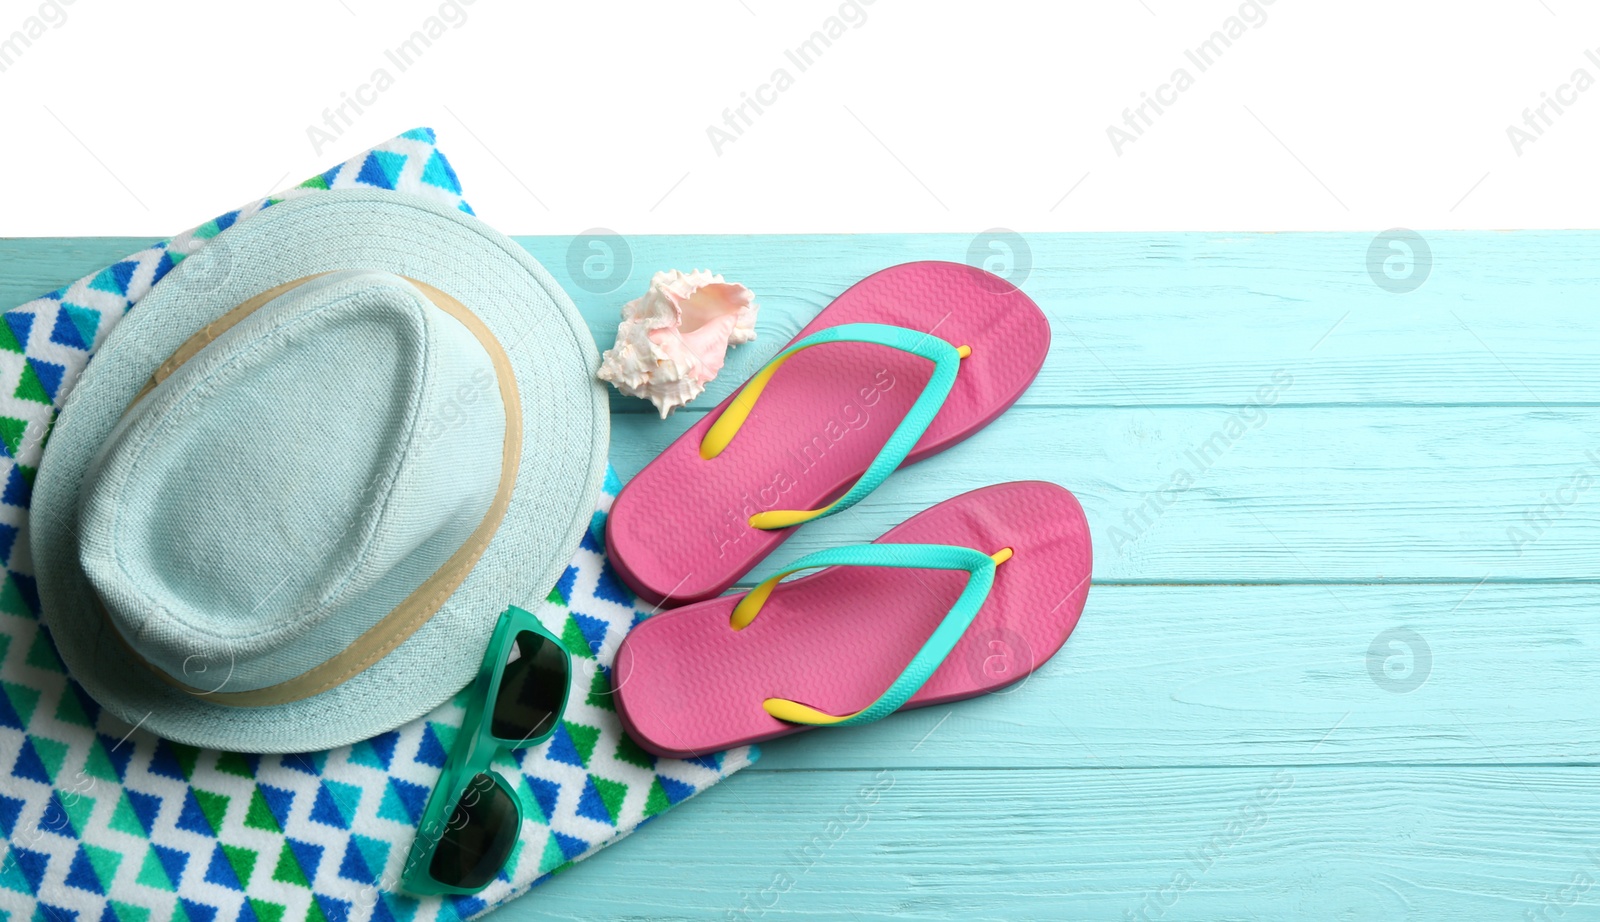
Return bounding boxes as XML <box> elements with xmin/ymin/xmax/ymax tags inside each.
<box><xmin>565</xmin><ymin>722</ymin><xmax>600</xmax><ymax>767</ymax></box>
<box><xmin>23</xmin><ymin>632</ymin><xmax>60</xmax><ymax>670</ymax></box>
<box><xmin>29</xmin><ymin>735</ymin><xmax>68</xmax><ymax>783</ymax></box>
<box><xmin>52</xmin><ymin>685</ymin><xmax>93</xmax><ymax>728</ymax></box>
<box><xmin>214</xmin><ymin>751</ymin><xmax>255</xmax><ymax>779</ymax></box>
<box><xmin>108</xmin><ymin>791</ymin><xmax>148</xmax><ymax>838</ymax></box>
<box><xmin>0</xmin><ymin>417</ymin><xmax>28</xmax><ymax>459</ymax></box>
<box><xmin>1</xmin><ymin>681</ymin><xmax>38</xmax><ymax>728</ymax></box>
<box><xmin>561</xmin><ymin>616</ymin><xmax>595</xmax><ymax>661</ymax></box>
<box><xmin>136</xmin><ymin>845</ymin><xmax>177</xmax><ymax>891</ymax></box>
<box><xmin>166</xmin><ymin>743</ymin><xmax>200</xmax><ymax>781</ymax></box>
<box><xmin>244</xmin><ymin>788</ymin><xmax>281</xmax><ymax>833</ymax></box>
<box><xmin>104</xmin><ymin>901</ymin><xmax>150</xmax><ymax>922</ymax></box>
<box><xmin>584</xmin><ymin>668</ymin><xmax>615</xmax><ymax>712</ymax></box>
<box><xmin>0</xmin><ymin>320</ymin><xmax>22</xmax><ymax>354</ymax></box>
<box><xmin>81</xmin><ymin>842</ymin><xmax>122</xmax><ymax>891</ymax></box>
<box><xmin>613</xmin><ymin>733</ymin><xmax>655</xmax><ymax>771</ymax></box>
<box><xmin>11</xmin><ymin>365</ymin><xmax>49</xmax><ymax>406</ymax></box>
<box><xmin>298</xmin><ymin>175</ymin><xmax>330</xmax><ymax>191</ymax></box>
<box><xmin>590</xmin><ymin>775</ymin><xmax>628</xmax><ymax>824</ymax></box>
<box><xmin>83</xmin><ymin>738</ymin><xmax>123</xmax><ymax>783</ymax></box>
<box><xmin>221</xmin><ymin>844</ymin><xmax>258</xmax><ymax>889</ymax></box>
<box><xmin>59</xmin><ymin>791</ymin><xmax>95</xmax><ymax>836</ymax></box>
<box><xmin>7</xmin><ymin>576</ymin><xmax>42</xmax><ymax>621</ymax></box>
<box><xmin>271</xmin><ymin>841</ymin><xmax>310</xmax><ymax>889</ymax></box>
<box><xmin>538</xmin><ymin>833</ymin><xmax>568</xmax><ymax>875</ymax></box>
<box><xmin>193</xmin><ymin>789</ymin><xmax>230</xmax><ymax>835</ymax></box>
<box><xmin>643</xmin><ymin>778</ymin><xmax>672</xmax><ymax>818</ymax></box>
<box><xmin>248</xmin><ymin>900</ymin><xmax>286</xmax><ymax>922</ymax></box>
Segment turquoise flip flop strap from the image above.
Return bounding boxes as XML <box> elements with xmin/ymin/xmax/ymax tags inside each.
<box><xmin>698</xmin><ymin>322</ymin><xmax>969</xmax><ymax>530</ymax></box>
<box><xmin>729</xmin><ymin>542</ymin><xmax>1010</xmax><ymax>727</ymax></box>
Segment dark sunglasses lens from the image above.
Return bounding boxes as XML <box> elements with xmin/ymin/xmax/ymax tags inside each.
<box><xmin>491</xmin><ymin>630</ymin><xmax>568</xmax><ymax>742</ymax></box>
<box><xmin>430</xmin><ymin>773</ymin><xmax>518</xmax><ymax>891</ymax></box>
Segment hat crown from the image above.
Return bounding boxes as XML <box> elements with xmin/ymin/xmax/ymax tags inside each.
<box><xmin>77</xmin><ymin>270</ymin><xmax>507</xmax><ymax>693</ymax></box>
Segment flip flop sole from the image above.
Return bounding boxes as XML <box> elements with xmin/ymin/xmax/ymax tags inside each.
<box><xmin>607</xmin><ymin>261</ymin><xmax>1050</xmax><ymax>607</ymax></box>
<box><xmin>612</xmin><ymin>481</ymin><xmax>1092</xmax><ymax>759</ymax></box>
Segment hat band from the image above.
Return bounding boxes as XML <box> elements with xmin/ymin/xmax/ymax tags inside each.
<box><xmin>104</xmin><ymin>273</ymin><xmax>523</xmax><ymax>708</ymax></box>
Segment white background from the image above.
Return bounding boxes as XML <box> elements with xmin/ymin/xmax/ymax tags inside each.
<box><xmin>2</xmin><ymin>0</ymin><xmax>1598</xmax><ymax>236</ymax></box>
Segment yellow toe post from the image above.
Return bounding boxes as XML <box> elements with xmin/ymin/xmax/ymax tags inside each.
<box><xmin>957</xmin><ymin>344</ymin><xmax>972</xmax><ymax>359</ymax></box>
<box><xmin>763</xmin><ymin>697</ymin><xmax>860</xmax><ymax>725</ymax></box>
<box><xmin>990</xmin><ymin>547</ymin><xmax>1013</xmax><ymax>565</ymax></box>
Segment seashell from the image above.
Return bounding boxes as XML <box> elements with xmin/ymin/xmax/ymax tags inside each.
<box><xmin>597</xmin><ymin>269</ymin><xmax>759</xmax><ymax>418</ymax></box>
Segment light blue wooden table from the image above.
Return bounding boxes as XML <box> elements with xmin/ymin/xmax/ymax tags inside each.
<box><xmin>6</xmin><ymin>231</ymin><xmax>1597</xmax><ymax>920</ymax></box>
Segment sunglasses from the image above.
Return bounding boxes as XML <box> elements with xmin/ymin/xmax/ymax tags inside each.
<box><xmin>401</xmin><ymin>605</ymin><xmax>572</xmax><ymax>895</ymax></box>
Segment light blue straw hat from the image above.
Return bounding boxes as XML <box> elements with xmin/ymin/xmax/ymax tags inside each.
<box><xmin>30</xmin><ymin>191</ymin><xmax>609</xmax><ymax>752</ymax></box>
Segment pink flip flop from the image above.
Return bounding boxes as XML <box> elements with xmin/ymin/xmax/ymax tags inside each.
<box><xmin>607</xmin><ymin>261</ymin><xmax>1051</xmax><ymax>607</ymax></box>
<box><xmin>611</xmin><ymin>482</ymin><xmax>1091</xmax><ymax>758</ymax></box>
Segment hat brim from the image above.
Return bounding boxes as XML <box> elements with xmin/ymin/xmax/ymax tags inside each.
<box><xmin>30</xmin><ymin>190</ymin><xmax>610</xmax><ymax>753</ymax></box>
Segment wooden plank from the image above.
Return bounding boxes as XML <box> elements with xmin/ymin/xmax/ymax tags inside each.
<box><xmin>612</xmin><ymin>405</ymin><xmax>1600</xmax><ymax>582</ymax></box>
<box><xmin>505</xmin><ymin>766</ymin><xmax>1600</xmax><ymax>921</ymax></box>
<box><xmin>9</xmin><ymin>233</ymin><xmax>1600</xmax><ymax>411</ymax></box>
<box><xmin>741</xmin><ymin>583</ymin><xmax>1600</xmax><ymax>770</ymax></box>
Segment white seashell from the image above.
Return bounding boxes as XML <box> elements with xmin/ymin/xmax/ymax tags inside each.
<box><xmin>597</xmin><ymin>269</ymin><xmax>759</xmax><ymax>418</ymax></box>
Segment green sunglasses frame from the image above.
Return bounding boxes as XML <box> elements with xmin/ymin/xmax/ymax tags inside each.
<box><xmin>400</xmin><ymin>605</ymin><xmax>573</xmax><ymax>895</ymax></box>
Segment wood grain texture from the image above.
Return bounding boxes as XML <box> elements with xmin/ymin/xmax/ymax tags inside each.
<box><xmin>5</xmin><ymin>232</ymin><xmax>1595</xmax><ymax>920</ymax></box>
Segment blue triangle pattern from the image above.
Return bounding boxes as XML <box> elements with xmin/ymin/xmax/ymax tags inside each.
<box><xmin>175</xmin><ymin>790</ymin><xmax>215</xmax><ymax>837</ymax></box>
<box><xmin>4</xmin><ymin>846</ymin><xmax>49</xmax><ymax>895</ymax></box>
<box><xmin>314</xmin><ymin>894</ymin><xmax>353</xmax><ymax>922</ymax></box>
<box><xmin>525</xmin><ymin>776</ymin><xmax>560</xmax><ymax>824</ymax></box>
<box><xmin>350</xmin><ymin>730</ymin><xmax>398</xmax><ymax>770</ymax></box>
<box><xmin>4</xmin><ymin>312</ymin><xmax>33</xmax><ymax>351</ymax></box>
<box><xmin>575</xmin><ymin>776</ymin><xmax>614</xmax><ymax>826</ymax></box>
<box><xmin>0</xmin><ymin>524</ymin><xmax>17</xmax><ymax>565</ymax></box>
<box><xmin>2</xmin><ymin>471</ymin><xmax>34</xmax><ymax>511</ymax></box>
<box><xmin>47</xmin><ymin>308</ymin><xmax>89</xmax><ymax>350</ymax></box>
<box><xmin>657</xmin><ymin>775</ymin><xmax>696</xmax><ymax>807</ymax></box>
<box><xmin>63</xmin><ymin>845</ymin><xmax>104</xmax><ymax>894</ymax></box>
<box><xmin>123</xmin><ymin>788</ymin><xmax>161</xmax><ymax>836</ymax></box>
<box><xmin>146</xmin><ymin>739</ymin><xmax>192</xmax><ymax>782</ymax></box>
<box><xmin>310</xmin><ymin>779</ymin><xmax>361</xmax><ymax>829</ymax></box>
<box><xmin>281</xmin><ymin>751</ymin><xmax>326</xmax><ymax>776</ymax></box>
<box><xmin>594</xmin><ymin>561</ymin><xmax>633</xmax><ymax>606</ymax></box>
<box><xmin>258</xmin><ymin>783</ymin><xmax>296</xmax><ymax>830</ymax></box>
<box><xmin>544</xmin><ymin>723</ymin><xmax>585</xmax><ymax>769</ymax></box>
<box><xmin>35</xmin><ymin>904</ymin><xmax>76</xmax><ymax>922</ymax></box>
<box><xmin>552</xmin><ymin>831</ymin><xmax>589</xmax><ymax>862</ymax></box>
<box><xmin>176</xmin><ymin>899</ymin><xmax>216</xmax><ymax>922</ymax></box>
<box><xmin>92</xmin><ymin>732</ymin><xmax>130</xmax><ymax>782</ymax></box>
<box><xmin>356</xmin><ymin>151</ymin><xmax>406</xmax><ymax>190</ymax></box>
<box><xmin>0</xmin><ymin>686</ymin><xmax>23</xmax><ymax>731</ymax></box>
<box><xmin>419</xmin><ymin>150</ymin><xmax>461</xmax><ymax>194</ymax></box>
<box><xmin>378</xmin><ymin>777</ymin><xmax>428</xmax><ymax>825</ymax></box>
<box><xmin>38</xmin><ymin>792</ymin><xmax>78</xmax><ymax>840</ymax></box>
<box><xmin>570</xmin><ymin>612</ymin><xmax>608</xmax><ymax>658</ymax></box>
<box><xmin>149</xmin><ymin>843</ymin><xmax>188</xmax><ymax>889</ymax></box>
<box><xmin>11</xmin><ymin>739</ymin><xmax>52</xmax><ymax>785</ymax></box>
<box><xmin>202</xmin><ymin>843</ymin><xmax>243</xmax><ymax>891</ymax></box>
<box><xmin>0</xmin><ymin>793</ymin><xmax>23</xmax><ymax>837</ymax></box>
<box><xmin>148</xmin><ymin>845</ymin><xmax>187</xmax><ymax>883</ymax></box>
<box><xmin>30</xmin><ymin>358</ymin><xmax>66</xmax><ymax>402</ymax></box>
<box><xmin>415</xmin><ymin>724</ymin><xmax>449</xmax><ymax>768</ymax></box>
